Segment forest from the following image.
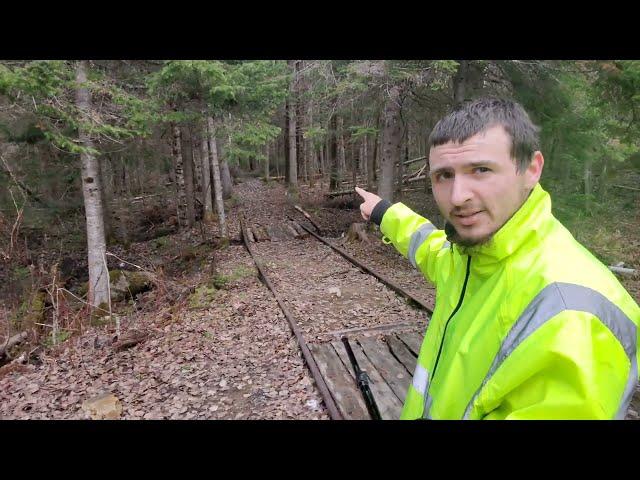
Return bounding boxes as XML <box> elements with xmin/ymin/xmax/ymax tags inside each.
<box><xmin>0</xmin><ymin>60</ymin><xmax>638</xmax><ymax>420</ymax></box>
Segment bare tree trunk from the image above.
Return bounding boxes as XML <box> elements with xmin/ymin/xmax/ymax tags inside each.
<box><xmin>124</xmin><ymin>156</ymin><xmax>131</xmax><ymax>197</ymax></box>
<box><xmin>337</xmin><ymin>115</ymin><xmax>346</xmax><ymax>179</ymax></box>
<box><xmin>119</xmin><ymin>156</ymin><xmax>126</xmax><ymax>196</ymax></box>
<box><xmin>171</xmin><ymin>124</ymin><xmax>189</xmax><ymax>228</ymax></box>
<box><xmin>192</xmin><ymin>133</ymin><xmax>203</xmax><ymax>196</ymax></box>
<box><xmin>75</xmin><ymin>60</ymin><xmax>109</xmax><ymax>311</ymax></box>
<box><xmin>273</xmin><ymin>138</ymin><xmax>281</xmax><ymax>177</ymax></box>
<box><xmin>287</xmin><ymin>61</ymin><xmax>298</xmax><ymax>193</ymax></box>
<box><xmin>351</xmin><ymin>137</ymin><xmax>357</xmax><ymax>177</ymax></box>
<box><xmin>137</xmin><ymin>139</ymin><xmax>144</xmax><ymax>195</ymax></box>
<box><xmin>308</xmin><ymin>104</ymin><xmax>315</xmax><ymax>187</ymax></box>
<box><xmin>284</xmin><ymin>101</ymin><xmax>290</xmax><ymax>184</ymax></box>
<box><xmin>362</xmin><ymin>136</ymin><xmax>368</xmax><ymax>183</ymax></box>
<box><xmin>378</xmin><ymin>84</ymin><xmax>403</xmax><ymax>201</ymax></box>
<box><xmin>207</xmin><ymin>116</ymin><xmax>227</xmax><ymax>238</ymax></box>
<box><xmin>264</xmin><ymin>143</ymin><xmax>270</xmax><ymax>181</ymax></box>
<box><xmin>453</xmin><ymin>60</ymin><xmax>470</xmax><ymax>106</ymax></box>
<box><xmin>329</xmin><ymin>113</ymin><xmax>340</xmax><ymax>190</ymax></box>
<box><xmin>180</xmin><ymin>126</ymin><xmax>196</xmax><ymax>227</ymax></box>
<box><xmin>369</xmin><ymin>110</ymin><xmax>381</xmax><ymax>189</ymax></box>
<box><xmin>309</xmin><ymin>143</ymin><xmax>316</xmax><ymax>187</ymax></box>
<box><xmin>218</xmin><ymin>137</ymin><xmax>233</xmax><ymax>199</ymax></box>
<box><xmin>295</xmin><ymin>80</ymin><xmax>305</xmax><ymax>183</ymax></box>
<box><xmin>396</xmin><ymin>131</ymin><xmax>408</xmax><ymax>200</ymax></box>
<box><xmin>99</xmin><ymin>155</ymin><xmax>113</xmax><ymax>242</ymax></box>
<box><xmin>200</xmin><ymin>121</ymin><xmax>214</xmax><ymax>224</ymax></box>
<box><xmin>324</xmin><ymin>137</ymin><xmax>330</xmax><ymax>185</ymax></box>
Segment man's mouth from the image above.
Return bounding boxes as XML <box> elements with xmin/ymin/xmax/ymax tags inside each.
<box><xmin>453</xmin><ymin>210</ymin><xmax>484</xmax><ymax>226</ymax></box>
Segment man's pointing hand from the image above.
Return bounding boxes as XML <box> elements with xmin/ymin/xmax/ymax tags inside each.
<box><xmin>355</xmin><ymin>186</ymin><xmax>382</xmax><ymax>221</ymax></box>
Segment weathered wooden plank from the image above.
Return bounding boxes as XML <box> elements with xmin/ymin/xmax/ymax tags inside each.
<box><xmin>331</xmin><ymin>340</ymin><xmax>403</xmax><ymax>420</ymax></box>
<box><xmin>398</xmin><ymin>332</ymin><xmax>423</xmax><ymax>357</ymax></box>
<box><xmin>385</xmin><ymin>335</ymin><xmax>418</xmax><ymax>374</ymax></box>
<box><xmin>320</xmin><ymin>321</ymin><xmax>420</xmax><ymax>339</ymax></box>
<box><xmin>358</xmin><ymin>338</ymin><xmax>411</xmax><ymax>403</ymax></box>
<box><xmin>309</xmin><ymin>343</ymin><xmax>369</xmax><ymax>420</ymax></box>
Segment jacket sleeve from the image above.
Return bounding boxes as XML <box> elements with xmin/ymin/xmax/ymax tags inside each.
<box><xmin>473</xmin><ymin>310</ymin><xmax>634</xmax><ymax>420</ymax></box>
<box><xmin>378</xmin><ymin>202</ymin><xmax>451</xmax><ymax>286</ymax></box>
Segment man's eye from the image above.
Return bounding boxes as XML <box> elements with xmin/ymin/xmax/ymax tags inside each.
<box><xmin>473</xmin><ymin>167</ymin><xmax>491</xmax><ymax>174</ymax></box>
<box><xmin>437</xmin><ymin>171</ymin><xmax>453</xmax><ymax>180</ymax></box>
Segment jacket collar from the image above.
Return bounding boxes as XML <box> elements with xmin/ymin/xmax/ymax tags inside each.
<box><xmin>454</xmin><ymin>183</ymin><xmax>555</xmax><ymax>266</ymax></box>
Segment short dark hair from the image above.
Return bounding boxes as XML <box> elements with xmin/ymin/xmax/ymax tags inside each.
<box><xmin>429</xmin><ymin>97</ymin><xmax>540</xmax><ymax>173</ymax></box>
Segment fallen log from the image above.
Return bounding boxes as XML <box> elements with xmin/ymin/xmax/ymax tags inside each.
<box><xmin>325</xmin><ymin>189</ymin><xmax>357</xmax><ymax>198</ymax></box>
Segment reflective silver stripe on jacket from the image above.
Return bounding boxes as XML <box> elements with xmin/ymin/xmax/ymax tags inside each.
<box><xmin>412</xmin><ymin>363</ymin><xmax>429</xmax><ymax>395</ymax></box>
<box><xmin>462</xmin><ymin>282</ymin><xmax>637</xmax><ymax>419</ymax></box>
<box><xmin>413</xmin><ymin>363</ymin><xmax>434</xmax><ymax>420</ymax></box>
<box><xmin>408</xmin><ymin>223</ymin><xmax>437</xmax><ymax>267</ymax></box>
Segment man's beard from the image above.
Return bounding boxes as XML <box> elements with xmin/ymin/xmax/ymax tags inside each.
<box><xmin>444</xmin><ymin>221</ymin><xmax>494</xmax><ymax>248</ymax></box>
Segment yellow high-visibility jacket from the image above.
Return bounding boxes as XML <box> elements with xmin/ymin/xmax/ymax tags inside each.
<box><xmin>375</xmin><ymin>183</ymin><xmax>639</xmax><ymax>419</ymax></box>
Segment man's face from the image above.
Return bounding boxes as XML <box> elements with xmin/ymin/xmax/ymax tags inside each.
<box><xmin>428</xmin><ymin>125</ymin><xmax>542</xmax><ymax>247</ymax></box>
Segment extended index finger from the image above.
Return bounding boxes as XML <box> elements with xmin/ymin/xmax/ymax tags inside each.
<box><xmin>355</xmin><ymin>186</ymin><xmax>368</xmax><ymax>199</ymax></box>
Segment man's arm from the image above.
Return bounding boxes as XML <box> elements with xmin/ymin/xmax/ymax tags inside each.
<box><xmin>355</xmin><ymin>187</ymin><xmax>451</xmax><ymax>286</ymax></box>
<box><xmin>467</xmin><ymin>310</ymin><xmax>635</xmax><ymax>420</ymax></box>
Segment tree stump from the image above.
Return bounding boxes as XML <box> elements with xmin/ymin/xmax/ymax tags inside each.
<box><xmin>346</xmin><ymin>223</ymin><xmax>370</xmax><ymax>243</ymax></box>
<box><xmin>253</xmin><ymin>226</ymin><xmax>270</xmax><ymax>242</ymax></box>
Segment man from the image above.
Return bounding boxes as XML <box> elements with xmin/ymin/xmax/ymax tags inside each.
<box><xmin>356</xmin><ymin>97</ymin><xmax>640</xmax><ymax>419</ymax></box>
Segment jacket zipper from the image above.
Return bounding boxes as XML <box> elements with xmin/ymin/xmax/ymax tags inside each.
<box><xmin>425</xmin><ymin>255</ymin><xmax>472</xmax><ymax>403</ymax></box>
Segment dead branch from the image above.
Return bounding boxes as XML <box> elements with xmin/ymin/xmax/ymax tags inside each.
<box><xmin>612</xmin><ymin>184</ymin><xmax>640</xmax><ymax>192</ymax></box>
<box><xmin>609</xmin><ymin>265</ymin><xmax>637</xmax><ymax>276</ymax></box>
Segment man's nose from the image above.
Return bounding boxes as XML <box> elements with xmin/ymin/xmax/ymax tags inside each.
<box><xmin>450</xmin><ymin>176</ymin><xmax>473</xmax><ymax>207</ymax></box>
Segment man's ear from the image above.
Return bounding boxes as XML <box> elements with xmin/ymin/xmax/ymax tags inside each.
<box><xmin>525</xmin><ymin>151</ymin><xmax>544</xmax><ymax>189</ymax></box>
